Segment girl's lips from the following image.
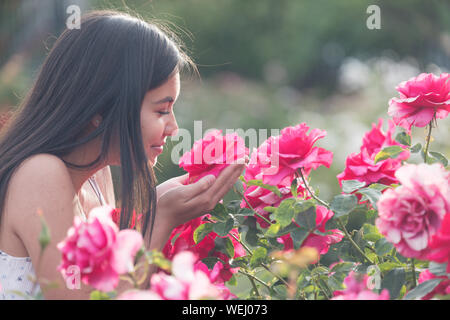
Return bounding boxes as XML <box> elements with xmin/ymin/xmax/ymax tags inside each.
<box><xmin>151</xmin><ymin>145</ymin><xmax>164</xmax><ymax>153</ymax></box>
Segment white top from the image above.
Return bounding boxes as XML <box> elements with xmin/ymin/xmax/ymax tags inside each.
<box><xmin>0</xmin><ymin>176</ymin><xmax>104</xmax><ymax>300</ymax></box>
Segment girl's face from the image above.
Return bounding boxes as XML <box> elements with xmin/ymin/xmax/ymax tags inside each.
<box><xmin>140</xmin><ymin>72</ymin><xmax>180</xmax><ymax>165</ymax></box>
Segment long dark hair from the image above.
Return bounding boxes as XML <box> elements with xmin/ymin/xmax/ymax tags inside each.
<box><xmin>0</xmin><ymin>10</ymin><xmax>194</xmax><ymax>241</ymax></box>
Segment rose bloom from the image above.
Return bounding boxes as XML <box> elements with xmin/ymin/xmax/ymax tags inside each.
<box><xmin>376</xmin><ymin>163</ymin><xmax>450</xmax><ymax>259</ymax></box>
<box><xmin>57</xmin><ymin>206</ymin><xmax>144</xmax><ymax>292</ymax></box>
<box><xmin>417</xmin><ymin>270</ymin><xmax>450</xmax><ymax>300</ymax></box>
<box><xmin>332</xmin><ymin>271</ymin><xmax>390</xmax><ymax>300</ymax></box>
<box><xmin>337</xmin><ymin>118</ymin><xmax>409</xmax><ymax>188</ymax></box>
<box><xmin>179</xmin><ymin>129</ymin><xmax>249</xmax><ymax>184</ymax></box>
<box><xmin>148</xmin><ymin>251</ymin><xmax>231</xmax><ymax>300</ymax></box>
<box><xmin>163</xmin><ymin>216</ymin><xmax>245</xmax><ymax>283</ymax></box>
<box><xmin>277</xmin><ymin>205</ymin><xmax>344</xmax><ymax>257</ymax></box>
<box><xmin>244</xmin><ymin>123</ymin><xmax>333</xmax><ymax>186</ymax></box>
<box><xmin>426</xmin><ymin>213</ymin><xmax>450</xmax><ymax>273</ymax></box>
<box><xmin>388</xmin><ymin>73</ymin><xmax>450</xmax><ymax>129</ymax></box>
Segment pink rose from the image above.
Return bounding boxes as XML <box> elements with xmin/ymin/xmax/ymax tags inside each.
<box><xmin>245</xmin><ymin>123</ymin><xmax>333</xmax><ymax>186</ymax></box>
<box><xmin>179</xmin><ymin>129</ymin><xmax>249</xmax><ymax>184</ymax></box>
<box><xmin>337</xmin><ymin>118</ymin><xmax>409</xmax><ymax>189</ymax></box>
<box><xmin>149</xmin><ymin>251</ymin><xmax>229</xmax><ymax>300</ymax></box>
<box><xmin>332</xmin><ymin>271</ymin><xmax>390</xmax><ymax>300</ymax></box>
<box><xmin>417</xmin><ymin>270</ymin><xmax>450</xmax><ymax>300</ymax></box>
<box><xmin>57</xmin><ymin>206</ymin><xmax>144</xmax><ymax>292</ymax></box>
<box><xmin>277</xmin><ymin>205</ymin><xmax>344</xmax><ymax>257</ymax></box>
<box><xmin>388</xmin><ymin>73</ymin><xmax>450</xmax><ymax>129</ymax></box>
<box><xmin>426</xmin><ymin>213</ymin><xmax>450</xmax><ymax>273</ymax></box>
<box><xmin>376</xmin><ymin>163</ymin><xmax>450</xmax><ymax>259</ymax></box>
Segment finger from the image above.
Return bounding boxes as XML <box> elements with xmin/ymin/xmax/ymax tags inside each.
<box><xmin>181</xmin><ymin>174</ymin><xmax>216</xmax><ymax>199</ymax></box>
<box><xmin>208</xmin><ymin>163</ymin><xmax>246</xmax><ymax>201</ymax></box>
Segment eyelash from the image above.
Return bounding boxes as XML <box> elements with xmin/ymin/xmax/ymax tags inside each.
<box><xmin>158</xmin><ymin>111</ymin><xmax>170</xmax><ymax>115</ymax></box>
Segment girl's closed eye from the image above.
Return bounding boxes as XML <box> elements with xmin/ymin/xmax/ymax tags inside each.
<box><xmin>157</xmin><ymin>110</ymin><xmax>171</xmax><ymax>115</ymax></box>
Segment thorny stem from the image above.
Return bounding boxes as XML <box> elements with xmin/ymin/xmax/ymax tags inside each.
<box><xmin>295</xmin><ymin>169</ymin><xmax>330</xmax><ymax>208</ymax></box>
<box><xmin>423</xmin><ymin>121</ymin><xmax>434</xmax><ymax>163</ymax></box>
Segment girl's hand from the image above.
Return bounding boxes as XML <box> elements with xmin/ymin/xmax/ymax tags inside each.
<box><xmin>156</xmin><ymin>173</ymin><xmax>189</xmax><ymax>201</ymax></box>
<box><xmin>154</xmin><ymin>160</ymin><xmax>247</xmax><ymax>232</ymax></box>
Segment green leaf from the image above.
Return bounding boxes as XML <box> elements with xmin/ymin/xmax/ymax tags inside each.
<box><xmin>214</xmin><ymin>237</ymin><xmax>235</xmax><ymax>258</ymax></box>
<box><xmin>265</xmin><ymin>222</ymin><xmax>281</xmax><ymax>238</ymax></box>
<box><xmin>368</xmin><ymin>183</ymin><xmax>390</xmax><ymax>192</ymax></box>
<box><xmin>341</xmin><ymin>180</ymin><xmax>367</xmax><ymax>194</ymax></box>
<box><xmin>213</xmin><ymin>218</ymin><xmax>234</xmax><ymax>237</ymax></box>
<box><xmin>273</xmin><ymin>198</ymin><xmax>296</xmax><ymax>227</ymax></box>
<box><xmin>236</xmin><ymin>208</ymin><xmax>255</xmax><ymax>216</ymax></box>
<box><xmin>375</xmin><ymin>238</ymin><xmax>394</xmax><ymax>256</ymax></box>
<box><xmin>293</xmin><ymin>199</ymin><xmax>316</xmax><ymax>214</ymax></box>
<box><xmin>404</xmin><ymin>278</ymin><xmax>443</xmax><ymax>300</ymax></box>
<box><xmin>395</xmin><ymin>131</ymin><xmax>411</xmax><ymax>146</ymax></box>
<box><xmin>244</xmin><ymin>179</ymin><xmax>282</xmax><ymax>197</ymax></box>
<box><xmin>210</xmin><ymin>203</ymin><xmax>230</xmax><ymax>222</ymax></box>
<box><xmin>374</xmin><ymin>146</ymin><xmax>404</xmax><ymax>164</ymax></box>
<box><xmin>378</xmin><ymin>262</ymin><xmax>401</xmax><ymax>273</ymax></box>
<box><xmin>330</xmin><ymin>262</ymin><xmax>354</xmax><ymax>274</ymax></box>
<box><xmin>249</xmin><ymin>247</ymin><xmax>267</xmax><ymax>268</ymax></box>
<box><xmin>201</xmin><ymin>256</ymin><xmax>222</xmax><ymax>269</ymax></box>
<box><xmin>291</xmin><ymin>228</ymin><xmax>309</xmax><ymax>249</ymax></box>
<box><xmin>362</xmin><ymin>223</ymin><xmax>383</xmax><ymax>242</ymax></box>
<box><xmin>330</xmin><ymin>194</ymin><xmax>358</xmax><ymax>218</ymax></box>
<box><xmin>229</xmin><ymin>256</ymin><xmax>248</xmax><ymax>268</ymax></box>
<box><xmin>428</xmin><ymin>262</ymin><xmax>449</xmax><ymax>277</ymax></box>
<box><xmin>381</xmin><ymin>268</ymin><xmax>406</xmax><ymax>299</ymax></box>
<box><xmin>90</xmin><ymin>290</ymin><xmax>115</xmax><ymax>300</ymax></box>
<box><xmin>429</xmin><ymin>151</ymin><xmax>448</xmax><ymax>167</ymax></box>
<box><xmin>243</xmin><ymin>216</ymin><xmax>259</xmax><ymax>246</ymax></box>
<box><xmin>193</xmin><ymin>223</ymin><xmax>214</xmax><ymax>244</ymax></box>
<box><xmin>262</xmin><ymin>206</ymin><xmax>277</xmax><ymax>213</ymax></box>
<box><xmin>291</xmin><ymin>179</ymin><xmax>298</xmax><ymax>197</ymax></box>
<box><xmin>294</xmin><ymin>206</ymin><xmax>316</xmax><ymax>230</ymax></box>
<box><xmin>357</xmin><ymin>188</ymin><xmax>382</xmax><ymax>210</ymax></box>
<box><xmin>410</xmin><ymin>142</ymin><xmax>422</xmax><ymax>153</ymax></box>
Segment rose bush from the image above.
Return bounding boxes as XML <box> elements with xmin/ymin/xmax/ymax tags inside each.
<box><xmin>22</xmin><ymin>72</ymin><xmax>449</xmax><ymax>300</ymax></box>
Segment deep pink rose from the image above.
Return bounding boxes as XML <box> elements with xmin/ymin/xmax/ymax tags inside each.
<box><xmin>149</xmin><ymin>251</ymin><xmax>230</xmax><ymax>300</ymax></box>
<box><xmin>277</xmin><ymin>205</ymin><xmax>344</xmax><ymax>257</ymax></box>
<box><xmin>332</xmin><ymin>271</ymin><xmax>390</xmax><ymax>300</ymax></box>
<box><xmin>162</xmin><ymin>216</ymin><xmax>245</xmax><ymax>283</ymax></box>
<box><xmin>244</xmin><ymin>123</ymin><xmax>333</xmax><ymax>186</ymax></box>
<box><xmin>388</xmin><ymin>73</ymin><xmax>450</xmax><ymax>129</ymax></box>
<box><xmin>57</xmin><ymin>206</ymin><xmax>144</xmax><ymax>292</ymax></box>
<box><xmin>376</xmin><ymin>163</ymin><xmax>450</xmax><ymax>259</ymax></box>
<box><xmin>426</xmin><ymin>213</ymin><xmax>450</xmax><ymax>273</ymax></box>
<box><xmin>417</xmin><ymin>270</ymin><xmax>450</xmax><ymax>300</ymax></box>
<box><xmin>337</xmin><ymin>118</ymin><xmax>409</xmax><ymax>189</ymax></box>
<box><xmin>179</xmin><ymin>129</ymin><xmax>249</xmax><ymax>184</ymax></box>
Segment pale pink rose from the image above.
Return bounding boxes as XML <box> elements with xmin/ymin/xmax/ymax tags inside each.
<box><xmin>57</xmin><ymin>206</ymin><xmax>144</xmax><ymax>292</ymax></box>
<box><xmin>245</xmin><ymin>123</ymin><xmax>333</xmax><ymax>186</ymax></box>
<box><xmin>332</xmin><ymin>271</ymin><xmax>390</xmax><ymax>300</ymax></box>
<box><xmin>116</xmin><ymin>289</ymin><xmax>162</xmax><ymax>300</ymax></box>
<box><xmin>376</xmin><ymin>163</ymin><xmax>450</xmax><ymax>259</ymax></box>
<box><xmin>388</xmin><ymin>73</ymin><xmax>450</xmax><ymax>129</ymax></box>
<box><xmin>149</xmin><ymin>251</ymin><xmax>229</xmax><ymax>300</ymax></box>
<box><xmin>179</xmin><ymin>129</ymin><xmax>249</xmax><ymax>184</ymax></box>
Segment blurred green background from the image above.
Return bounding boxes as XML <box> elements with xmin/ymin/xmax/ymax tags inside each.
<box><xmin>1</xmin><ymin>0</ymin><xmax>449</xmax><ymax>212</ymax></box>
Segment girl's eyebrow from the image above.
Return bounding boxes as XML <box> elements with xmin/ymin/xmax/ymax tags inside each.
<box><xmin>152</xmin><ymin>96</ymin><xmax>174</xmax><ymax>104</ymax></box>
